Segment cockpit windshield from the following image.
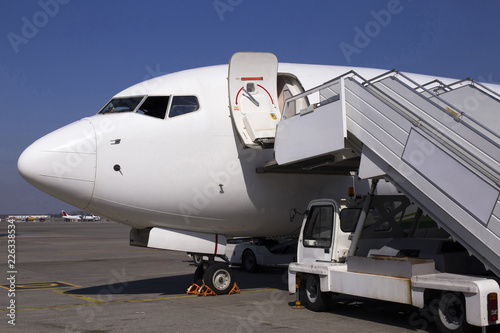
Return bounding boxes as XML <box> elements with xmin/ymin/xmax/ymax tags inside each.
<box><xmin>99</xmin><ymin>97</ymin><xmax>144</xmax><ymax>114</ymax></box>
<box><xmin>98</xmin><ymin>95</ymin><xmax>200</xmax><ymax>119</ymax></box>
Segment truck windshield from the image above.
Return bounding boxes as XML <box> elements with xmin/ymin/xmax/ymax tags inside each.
<box><xmin>99</xmin><ymin>97</ymin><xmax>144</xmax><ymax>114</ymax></box>
<box><xmin>303</xmin><ymin>205</ymin><xmax>334</xmax><ymax>248</ymax></box>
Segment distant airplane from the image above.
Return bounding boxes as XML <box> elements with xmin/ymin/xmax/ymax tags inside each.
<box><xmin>61</xmin><ymin>210</ymin><xmax>81</xmax><ymax>222</ymax></box>
<box><xmin>18</xmin><ymin>52</ymin><xmax>500</xmax><ymax>294</ymax></box>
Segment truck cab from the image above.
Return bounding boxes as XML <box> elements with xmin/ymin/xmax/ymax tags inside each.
<box><xmin>297</xmin><ymin>199</ymin><xmax>357</xmax><ymax>265</ymax></box>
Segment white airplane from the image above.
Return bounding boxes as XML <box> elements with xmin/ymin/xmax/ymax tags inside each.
<box><xmin>18</xmin><ymin>52</ymin><xmax>499</xmax><ymax>294</ymax></box>
<box><xmin>82</xmin><ymin>214</ymin><xmax>100</xmax><ymax>221</ymax></box>
<box><xmin>62</xmin><ymin>210</ymin><xmax>82</xmax><ymax>222</ymax></box>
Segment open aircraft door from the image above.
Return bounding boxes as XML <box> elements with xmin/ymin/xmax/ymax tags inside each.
<box><xmin>228</xmin><ymin>52</ymin><xmax>280</xmax><ymax>148</ymax></box>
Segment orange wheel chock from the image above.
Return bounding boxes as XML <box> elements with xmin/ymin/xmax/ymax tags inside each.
<box><xmin>229</xmin><ymin>282</ymin><xmax>240</xmax><ymax>295</ymax></box>
<box><xmin>186</xmin><ymin>282</ymin><xmax>240</xmax><ymax>296</ymax></box>
<box><xmin>198</xmin><ymin>285</ymin><xmax>218</xmax><ymax>296</ymax></box>
<box><xmin>186</xmin><ymin>283</ymin><xmax>201</xmax><ymax>295</ymax></box>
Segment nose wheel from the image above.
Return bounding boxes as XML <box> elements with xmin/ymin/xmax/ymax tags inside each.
<box><xmin>204</xmin><ymin>262</ymin><xmax>234</xmax><ymax>294</ymax></box>
<box><xmin>188</xmin><ymin>261</ymin><xmax>239</xmax><ymax>296</ymax></box>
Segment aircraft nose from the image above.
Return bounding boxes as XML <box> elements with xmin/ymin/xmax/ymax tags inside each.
<box><xmin>18</xmin><ymin>118</ymin><xmax>97</xmax><ymax>209</ymax></box>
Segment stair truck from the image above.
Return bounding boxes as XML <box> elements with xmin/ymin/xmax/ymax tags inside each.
<box><xmin>270</xmin><ymin>66</ymin><xmax>500</xmax><ymax>332</ymax></box>
<box><xmin>288</xmin><ymin>181</ymin><xmax>499</xmax><ymax>333</ymax></box>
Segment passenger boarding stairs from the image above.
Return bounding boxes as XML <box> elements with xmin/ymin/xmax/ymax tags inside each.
<box><xmin>274</xmin><ymin>70</ymin><xmax>500</xmax><ymax>276</ymax></box>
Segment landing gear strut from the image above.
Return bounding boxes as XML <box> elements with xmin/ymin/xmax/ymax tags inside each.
<box><xmin>188</xmin><ymin>255</ymin><xmax>239</xmax><ymax>296</ymax></box>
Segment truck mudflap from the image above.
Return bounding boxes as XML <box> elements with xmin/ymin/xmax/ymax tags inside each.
<box><xmin>412</xmin><ymin>273</ymin><xmax>500</xmax><ymax>327</ymax></box>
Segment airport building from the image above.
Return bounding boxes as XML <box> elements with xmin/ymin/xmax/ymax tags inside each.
<box><xmin>3</xmin><ymin>214</ymin><xmax>50</xmax><ymax>222</ymax></box>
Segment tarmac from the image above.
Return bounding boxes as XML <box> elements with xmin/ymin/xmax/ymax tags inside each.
<box><xmin>1</xmin><ymin>220</ymin><xmax>494</xmax><ymax>333</ymax></box>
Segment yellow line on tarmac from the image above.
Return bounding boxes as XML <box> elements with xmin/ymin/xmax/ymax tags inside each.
<box><xmin>53</xmin><ymin>290</ymin><xmax>104</xmax><ymax>304</ymax></box>
<box><xmin>240</xmin><ymin>288</ymin><xmax>277</xmax><ymax>294</ymax></box>
<box><xmin>1</xmin><ymin>281</ymin><xmax>80</xmax><ymax>291</ymax></box>
<box><xmin>0</xmin><ymin>287</ymin><xmax>278</xmax><ymax>313</ymax></box>
<box><xmin>56</xmin><ymin>252</ymin><xmax>101</xmax><ymax>256</ymax></box>
<box><xmin>0</xmin><ymin>294</ymin><xmax>197</xmax><ymax>312</ymax></box>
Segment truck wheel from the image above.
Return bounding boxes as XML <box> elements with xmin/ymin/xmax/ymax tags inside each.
<box><xmin>242</xmin><ymin>250</ymin><xmax>258</xmax><ymax>273</ymax></box>
<box><xmin>300</xmin><ymin>275</ymin><xmax>328</xmax><ymax>312</ymax></box>
<box><xmin>192</xmin><ymin>254</ymin><xmax>204</xmax><ymax>267</ymax></box>
<box><xmin>203</xmin><ymin>262</ymin><xmax>234</xmax><ymax>295</ymax></box>
<box><xmin>432</xmin><ymin>291</ymin><xmax>472</xmax><ymax>333</ymax></box>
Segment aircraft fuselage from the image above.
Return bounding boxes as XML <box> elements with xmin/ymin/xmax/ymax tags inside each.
<box><xmin>20</xmin><ymin>61</ymin><xmax>481</xmax><ymax>238</ymax></box>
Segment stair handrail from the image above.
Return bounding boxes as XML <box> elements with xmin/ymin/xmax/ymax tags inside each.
<box><xmin>347</xmin><ymin>72</ymin><xmax>500</xmax><ymax>185</ymax></box>
<box><xmin>281</xmin><ymin>69</ymin><xmax>500</xmax><ymax>185</ymax></box>
<box><xmin>419</xmin><ymin>79</ymin><xmax>452</xmax><ymax>94</ymax></box>
<box><xmin>368</xmin><ymin>70</ymin><xmax>500</xmax><ymax>144</ymax></box>
<box><xmin>282</xmin><ymin>70</ymin><xmax>370</xmax><ymax>120</ymax></box>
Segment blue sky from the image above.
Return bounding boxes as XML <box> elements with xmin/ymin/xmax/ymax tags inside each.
<box><xmin>1</xmin><ymin>0</ymin><xmax>499</xmax><ymax>214</ymax></box>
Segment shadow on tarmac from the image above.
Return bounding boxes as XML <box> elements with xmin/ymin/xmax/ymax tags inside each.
<box><xmin>65</xmin><ymin>266</ymin><xmax>289</xmax><ymax>296</ymax></box>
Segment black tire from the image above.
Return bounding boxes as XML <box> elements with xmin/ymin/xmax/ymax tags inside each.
<box><xmin>192</xmin><ymin>254</ymin><xmax>204</xmax><ymax>267</ymax></box>
<box><xmin>300</xmin><ymin>274</ymin><xmax>328</xmax><ymax>312</ymax></box>
<box><xmin>242</xmin><ymin>249</ymin><xmax>258</xmax><ymax>273</ymax></box>
<box><xmin>193</xmin><ymin>264</ymin><xmax>204</xmax><ymax>286</ymax></box>
<box><xmin>203</xmin><ymin>262</ymin><xmax>234</xmax><ymax>295</ymax></box>
<box><xmin>432</xmin><ymin>291</ymin><xmax>473</xmax><ymax>333</ymax></box>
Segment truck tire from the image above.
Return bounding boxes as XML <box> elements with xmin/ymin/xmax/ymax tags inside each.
<box><xmin>242</xmin><ymin>249</ymin><xmax>258</xmax><ymax>273</ymax></box>
<box><xmin>203</xmin><ymin>262</ymin><xmax>234</xmax><ymax>295</ymax></box>
<box><xmin>300</xmin><ymin>274</ymin><xmax>328</xmax><ymax>312</ymax></box>
<box><xmin>432</xmin><ymin>291</ymin><xmax>472</xmax><ymax>333</ymax></box>
<box><xmin>192</xmin><ymin>254</ymin><xmax>204</xmax><ymax>267</ymax></box>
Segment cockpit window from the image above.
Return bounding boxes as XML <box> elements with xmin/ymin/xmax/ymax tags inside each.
<box><xmin>99</xmin><ymin>97</ymin><xmax>144</xmax><ymax>114</ymax></box>
<box><xmin>169</xmin><ymin>96</ymin><xmax>199</xmax><ymax>118</ymax></box>
<box><xmin>136</xmin><ymin>96</ymin><xmax>170</xmax><ymax>119</ymax></box>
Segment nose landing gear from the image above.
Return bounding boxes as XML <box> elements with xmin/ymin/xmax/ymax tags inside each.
<box><xmin>187</xmin><ymin>256</ymin><xmax>240</xmax><ymax>296</ymax></box>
